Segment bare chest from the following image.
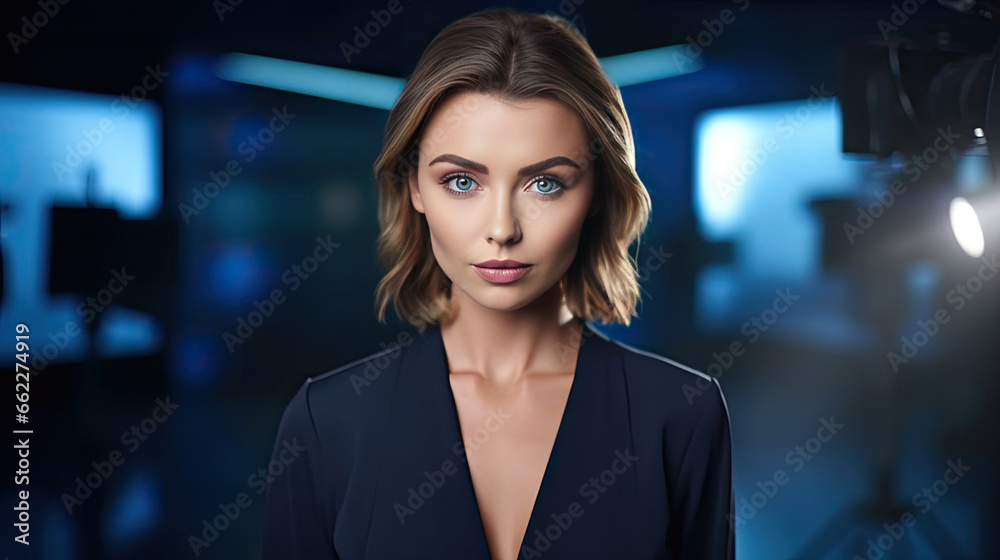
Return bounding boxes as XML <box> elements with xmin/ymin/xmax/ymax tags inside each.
<box><xmin>449</xmin><ymin>372</ymin><xmax>575</xmax><ymax>560</ymax></box>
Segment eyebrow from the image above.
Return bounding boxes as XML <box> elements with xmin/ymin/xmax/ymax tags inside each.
<box><xmin>428</xmin><ymin>154</ymin><xmax>581</xmax><ymax>176</ymax></box>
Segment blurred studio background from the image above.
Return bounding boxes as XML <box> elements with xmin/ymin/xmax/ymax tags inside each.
<box><xmin>1</xmin><ymin>0</ymin><xmax>999</xmax><ymax>558</ymax></box>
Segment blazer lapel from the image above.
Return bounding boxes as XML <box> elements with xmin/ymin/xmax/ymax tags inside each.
<box><xmin>364</xmin><ymin>325</ymin><xmax>491</xmax><ymax>559</ymax></box>
<box><xmin>516</xmin><ymin>324</ymin><xmax>640</xmax><ymax>558</ymax></box>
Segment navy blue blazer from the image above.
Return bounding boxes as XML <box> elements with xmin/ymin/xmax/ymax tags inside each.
<box><xmin>262</xmin><ymin>322</ymin><xmax>735</xmax><ymax>559</ymax></box>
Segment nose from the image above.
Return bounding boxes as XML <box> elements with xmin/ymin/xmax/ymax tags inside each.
<box><xmin>485</xmin><ymin>187</ymin><xmax>521</xmax><ymax>246</ymax></box>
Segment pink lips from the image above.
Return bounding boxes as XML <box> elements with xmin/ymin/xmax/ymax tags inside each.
<box><xmin>471</xmin><ymin>259</ymin><xmax>532</xmax><ymax>284</ymax></box>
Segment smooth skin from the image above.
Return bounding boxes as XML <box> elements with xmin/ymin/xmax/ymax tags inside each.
<box><xmin>408</xmin><ymin>91</ymin><xmax>597</xmax><ymax>560</ymax></box>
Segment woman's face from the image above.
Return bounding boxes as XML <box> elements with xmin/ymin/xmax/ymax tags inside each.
<box><xmin>408</xmin><ymin>91</ymin><xmax>596</xmax><ymax>313</ymax></box>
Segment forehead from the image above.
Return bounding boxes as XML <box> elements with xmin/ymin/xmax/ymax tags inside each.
<box><xmin>420</xmin><ymin>91</ymin><xmax>590</xmax><ymax>165</ymax></box>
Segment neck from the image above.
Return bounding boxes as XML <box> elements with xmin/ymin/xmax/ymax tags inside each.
<box><xmin>438</xmin><ymin>282</ymin><xmax>584</xmax><ymax>385</ymax></box>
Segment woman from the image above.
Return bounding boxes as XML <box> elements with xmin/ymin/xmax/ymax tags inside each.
<box><xmin>263</xmin><ymin>7</ymin><xmax>734</xmax><ymax>559</ymax></box>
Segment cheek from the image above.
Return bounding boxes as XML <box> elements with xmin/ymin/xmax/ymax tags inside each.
<box><xmin>423</xmin><ymin>206</ymin><xmax>469</xmax><ymax>261</ymax></box>
<box><xmin>530</xmin><ymin>208</ymin><xmax>589</xmax><ymax>266</ymax></box>
<box><xmin>553</xmin><ymin>224</ymin><xmax>585</xmax><ymax>263</ymax></box>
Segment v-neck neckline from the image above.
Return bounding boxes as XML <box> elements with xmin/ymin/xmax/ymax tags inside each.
<box><xmin>433</xmin><ymin>321</ymin><xmax>592</xmax><ymax>559</ymax></box>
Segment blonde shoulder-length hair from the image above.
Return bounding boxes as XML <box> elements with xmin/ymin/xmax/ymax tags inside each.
<box><xmin>373</xmin><ymin>7</ymin><xmax>651</xmax><ymax>332</ymax></box>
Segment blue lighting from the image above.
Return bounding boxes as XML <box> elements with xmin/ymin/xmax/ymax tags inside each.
<box><xmin>172</xmin><ymin>332</ymin><xmax>224</xmax><ymax>389</ymax></box>
<box><xmin>94</xmin><ymin>305</ymin><xmax>165</xmax><ymax>359</ymax></box>
<box><xmin>600</xmin><ymin>45</ymin><xmax>704</xmax><ymax>87</ymax></box>
<box><xmin>0</xmin><ymin>82</ymin><xmax>161</xmax><ymax>217</ymax></box>
<box><xmin>103</xmin><ymin>468</ymin><xmax>161</xmax><ymax>554</ymax></box>
<box><xmin>228</xmin><ymin>111</ymin><xmax>282</xmax><ymax>162</ymax></box>
<box><xmin>694</xmin><ymin>96</ymin><xmax>859</xmax><ymax>280</ymax></box>
<box><xmin>207</xmin><ymin>243</ymin><xmax>271</xmax><ymax>303</ymax></box>
<box><xmin>172</xmin><ymin>53</ymin><xmax>227</xmax><ymax>92</ymax></box>
<box><xmin>43</xmin><ymin>503</ymin><xmax>80</xmax><ymax>560</ymax></box>
<box><xmin>0</xmin><ymin>82</ymin><xmax>161</xmax><ymax>366</ymax></box>
<box><xmin>213</xmin><ymin>45</ymin><xmax>701</xmax><ymax>109</ymax></box>
<box><xmin>214</xmin><ymin>53</ymin><xmax>405</xmax><ymax>110</ymax></box>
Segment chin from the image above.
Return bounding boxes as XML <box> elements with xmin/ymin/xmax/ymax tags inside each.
<box><xmin>472</xmin><ymin>289</ymin><xmax>537</xmax><ymax>310</ymax></box>
<box><xmin>454</xmin><ymin>280</ymin><xmax>546</xmax><ymax>312</ymax></box>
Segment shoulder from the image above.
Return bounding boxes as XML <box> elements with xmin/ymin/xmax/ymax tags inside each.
<box><xmin>278</xmin><ymin>333</ymin><xmax>416</xmax><ymax>436</ymax></box>
<box><xmin>588</xmin><ymin>326</ymin><xmax>730</xmax><ymax>427</ymax></box>
<box><xmin>306</xmin><ymin>339</ymin><xmax>408</xmax><ymax>400</ymax></box>
<box><xmin>588</xmin><ymin>328</ymin><xmax>733</xmax><ymax>482</ymax></box>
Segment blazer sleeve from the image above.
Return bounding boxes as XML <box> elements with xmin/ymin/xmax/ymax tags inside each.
<box><xmin>668</xmin><ymin>377</ymin><xmax>735</xmax><ymax>560</ymax></box>
<box><xmin>262</xmin><ymin>380</ymin><xmax>339</xmax><ymax>559</ymax></box>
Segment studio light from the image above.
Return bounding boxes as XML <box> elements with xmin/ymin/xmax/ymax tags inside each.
<box><xmin>950</xmin><ymin>196</ymin><xmax>985</xmax><ymax>258</ymax></box>
<box><xmin>215</xmin><ymin>45</ymin><xmax>703</xmax><ymax>109</ymax></box>
<box><xmin>948</xmin><ymin>189</ymin><xmax>1000</xmax><ymax>259</ymax></box>
<box><xmin>214</xmin><ymin>53</ymin><xmax>406</xmax><ymax>110</ymax></box>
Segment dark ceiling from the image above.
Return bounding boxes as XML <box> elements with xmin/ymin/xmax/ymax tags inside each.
<box><xmin>3</xmin><ymin>0</ymin><xmax>994</xmax><ymax>103</ymax></box>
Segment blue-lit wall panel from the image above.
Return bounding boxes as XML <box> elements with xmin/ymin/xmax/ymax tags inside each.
<box><xmin>0</xmin><ymin>82</ymin><xmax>162</xmax><ymax>364</ymax></box>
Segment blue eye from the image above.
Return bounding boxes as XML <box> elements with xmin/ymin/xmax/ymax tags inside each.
<box><xmin>437</xmin><ymin>172</ymin><xmax>566</xmax><ymax>198</ymax></box>
<box><xmin>439</xmin><ymin>172</ymin><xmax>479</xmax><ymax>196</ymax></box>
<box><xmin>530</xmin><ymin>176</ymin><xmax>565</xmax><ymax>196</ymax></box>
